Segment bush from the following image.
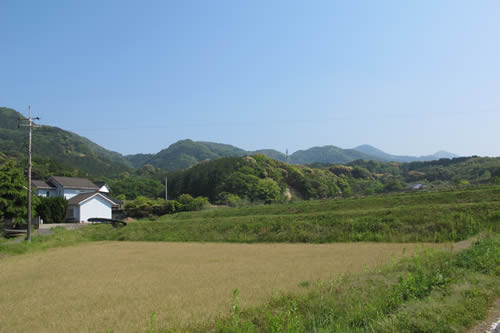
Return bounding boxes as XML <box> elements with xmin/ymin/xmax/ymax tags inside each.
<box><xmin>124</xmin><ymin>195</ymin><xmax>208</xmax><ymax>218</ymax></box>
<box><xmin>37</xmin><ymin>197</ymin><xmax>68</xmax><ymax>224</ymax></box>
<box><xmin>217</xmin><ymin>192</ymin><xmax>250</xmax><ymax>207</ymax></box>
<box><xmin>184</xmin><ymin>196</ymin><xmax>209</xmax><ymax>211</ymax></box>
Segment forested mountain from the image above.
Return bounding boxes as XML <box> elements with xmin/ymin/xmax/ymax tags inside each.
<box><xmin>166</xmin><ymin>154</ymin><xmax>500</xmax><ymax>205</ymax></box>
<box><xmin>353</xmin><ymin>144</ymin><xmax>458</xmax><ymax>163</ymax></box>
<box><xmin>1</xmin><ymin>107</ymin><xmax>458</xmax><ymax>176</ymax></box>
<box><xmin>167</xmin><ymin>154</ymin><xmax>351</xmax><ymax>203</ymax></box>
<box><xmin>128</xmin><ymin>141</ymin><xmax>457</xmax><ymax>171</ymax></box>
<box><xmin>289</xmin><ymin>145</ymin><xmax>373</xmax><ymax>164</ymax></box>
<box><xmin>126</xmin><ymin>139</ymin><xmax>249</xmax><ymax>170</ymax></box>
<box><xmin>0</xmin><ymin>107</ymin><xmax>131</xmax><ymax>177</ymax></box>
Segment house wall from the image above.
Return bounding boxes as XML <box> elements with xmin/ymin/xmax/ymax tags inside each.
<box><xmin>36</xmin><ymin>189</ymin><xmax>57</xmax><ymax>197</ymax></box>
<box><xmin>79</xmin><ymin>196</ymin><xmax>112</xmax><ymax>222</ymax></box>
<box><xmin>67</xmin><ymin>205</ymin><xmax>80</xmax><ymax>221</ymax></box>
<box><xmin>63</xmin><ymin>189</ymin><xmax>95</xmax><ymax>200</ymax></box>
<box><xmin>99</xmin><ymin>185</ymin><xmax>110</xmax><ymax>193</ymax></box>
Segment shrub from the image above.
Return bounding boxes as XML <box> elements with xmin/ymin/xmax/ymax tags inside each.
<box><xmin>37</xmin><ymin>197</ymin><xmax>68</xmax><ymax>224</ymax></box>
<box><xmin>184</xmin><ymin>196</ymin><xmax>209</xmax><ymax>211</ymax></box>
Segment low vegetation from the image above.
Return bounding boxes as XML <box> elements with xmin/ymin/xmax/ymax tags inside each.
<box><xmin>83</xmin><ymin>186</ymin><xmax>500</xmax><ymax>244</ymax></box>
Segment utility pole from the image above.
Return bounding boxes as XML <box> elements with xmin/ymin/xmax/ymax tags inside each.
<box><xmin>19</xmin><ymin>105</ymin><xmax>39</xmax><ymax>242</ymax></box>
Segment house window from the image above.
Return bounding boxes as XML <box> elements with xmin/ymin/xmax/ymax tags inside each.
<box><xmin>68</xmin><ymin>208</ymin><xmax>74</xmax><ymax>218</ymax></box>
<box><xmin>46</xmin><ymin>191</ymin><xmax>50</xmax><ymax>197</ymax></box>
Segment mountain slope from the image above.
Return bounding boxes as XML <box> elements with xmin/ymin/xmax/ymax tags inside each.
<box><xmin>140</xmin><ymin>139</ymin><xmax>248</xmax><ymax>171</ymax></box>
<box><xmin>127</xmin><ymin>140</ymin><xmax>459</xmax><ymax>171</ymax></box>
<box><xmin>251</xmin><ymin>149</ymin><xmax>288</xmax><ymax>162</ymax></box>
<box><xmin>290</xmin><ymin>145</ymin><xmax>377</xmax><ymax>164</ymax></box>
<box><xmin>0</xmin><ymin>107</ymin><xmax>131</xmax><ymax>176</ymax></box>
<box><xmin>354</xmin><ymin>144</ymin><xmax>458</xmax><ymax>163</ymax></box>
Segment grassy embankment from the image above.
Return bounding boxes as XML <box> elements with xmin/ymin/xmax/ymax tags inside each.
<box><xmin>2</xmin><ymin>186</ymin><xmax>500</xmax><ymax>257</ymax></box>
<box><xmin>85</xmin><ymin>186</ymin><xmax>500</xmax><ymax>243</ymax></box>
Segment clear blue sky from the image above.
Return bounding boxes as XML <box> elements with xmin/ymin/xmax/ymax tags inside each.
<box><xmin>1</xmin><ymin>1</ymin><xmax>499</xmax><ymax>157</ymax></box>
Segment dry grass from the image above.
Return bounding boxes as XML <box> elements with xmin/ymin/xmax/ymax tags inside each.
<box><xmin>0</xmin><ymin>241</ymin><xmax>445</xmax><ymax>332</ymax></box>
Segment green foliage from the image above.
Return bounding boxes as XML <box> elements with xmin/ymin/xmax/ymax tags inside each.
<box><xmin>123</xmin><ymin>195</ymin><xmax>206</xmax><ymax>218</ymax></box>
<box><xmin>168</xmin><ymin>155</ymin><xmax>348</xmax><ymax>203</ymax></box>
<box><xmin>455</xmin><ymin>236</ymin><xmax>500</xmax><ymax>275</ymax></box>
<box><xmin>216</xmin><ymin>193</ymin><xmax>249</xmax><ymax>207</ymax></box>
<box><xmin>0</xmin><ymin>107</ymin><xmax>132</xmax><ymax>177</ymax></box>
<box><xmin>133</xmin><ymin>139</ymin><xmax>248</xmax><ymax>171</ymax></box>
<box><xmin>123</xmin><ymin>196</ymin><xmax>150</xmax><ymax>218</ymax></box>
<box><xmin>177</xmin><ymin>194</ymin><xmax>209</xmax><ymax>211</ymax></box>
<box><xmin>108</xmin><ymin>176</ymin><xmax>164</xmax><ymax>200</ymax></box>
<box><xmin>383</xmin><ymin>178</ymin><xmax>405</xmax><ymax>192</ymax></box>
<box><xmin>0</xmin><ymin>160</ymin><xmax>38</xmax><ymax>222</ymax></box>
<box><xmin>36</xmin><ymin>197</ymin><xmax>68</xmax><ymax>224</ymax></box>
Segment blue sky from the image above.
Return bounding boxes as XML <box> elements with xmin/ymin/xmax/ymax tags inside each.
<box><xmin>1</xmin><ymin>1</ymin><xmax>499</xmax><ymax>157</ymax></box>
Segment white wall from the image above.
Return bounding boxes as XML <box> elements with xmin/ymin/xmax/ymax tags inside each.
<box><xmin>99</xmin><ymin>185</ymin><xmax>110</xmax><ymax>193</ymax></box>
<box><xmin>63</xmin><ymin>189</ymin><xmax>95</xmax><ymax>199</ymax></box>
<box><xmin>79</xmin><ymin>195</ymin><xmax>112</xmax><ymax>222</ymax></box>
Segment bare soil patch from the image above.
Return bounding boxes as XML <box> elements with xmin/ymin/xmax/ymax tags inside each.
<box><xmin>0</xmin><ymin>241</ymin><xmax>444</xmax><ymax>332</ymax></box>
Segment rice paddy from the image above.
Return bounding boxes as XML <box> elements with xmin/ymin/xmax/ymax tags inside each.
<box><xmin>0</xmin><ymin>241</ymin><xmax>445</xmax><ymax>332</ymax></box>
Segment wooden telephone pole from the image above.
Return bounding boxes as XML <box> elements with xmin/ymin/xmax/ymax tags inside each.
<box><xmin>19</xmin><ymin>105</ymin><xmax>39</xmax><ymax>242</ymax></box>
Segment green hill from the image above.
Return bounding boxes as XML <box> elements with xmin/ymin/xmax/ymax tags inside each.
<box><xmin>0</xmin><ymin>107</ymin><xmax>132</xmax><ymax>177</ymax></box>
<box><xmin>126</xmin><ymin>141</ymin><xmax>290</xmax><ymax>170</ymax></box>
<box><xmin>133</xmin><ymin>139</ymin><xmax>248</xmax><ymax>171</ymax></box>
<box><xmin>167</xmin><ymin>154</ymin><xmax>353</xmax><ymax>203</ymax></box>
<box><xmin>290</xmin><ymin>145</ymin><xmax>375</xmax><ymax>164</ymax></box>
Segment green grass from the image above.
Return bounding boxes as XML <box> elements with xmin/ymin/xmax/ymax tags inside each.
<box><xmin>81</xmin><ymin>186</ymin><xmax>500</xmax><ymax>244</ymax></box>
<box><xmin>168</xmin><ymin>234</ymin><xmax>500</xmax><ymax>332</ymax></box>
<box><xmin>0</xmin><ymin>227</ymin><xmax>89</xmax><ymax>256</ymax></box>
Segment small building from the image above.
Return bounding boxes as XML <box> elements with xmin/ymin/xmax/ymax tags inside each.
<box><xmin>67</xmin><ymin>192</ymin><xmax>117</xmax><ymax>222</ymax></box>
<box><xmin>32</xmin><ymin>176</ymin><xmax>119</xmax><ymax>222</ymax></box>
<box><xmin>406</xmin><ymin>183</ymin><xmax>429</xmax><ymax>190</ymax></box>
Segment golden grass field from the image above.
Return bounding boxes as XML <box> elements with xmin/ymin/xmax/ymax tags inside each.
<box><xmin>0</xmin><ymin>241</ymin><xmax>447</xmax><ymax>332</ymax></box>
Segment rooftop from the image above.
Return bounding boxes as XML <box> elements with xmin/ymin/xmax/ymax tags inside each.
<box><xmin>49</xmin><ymin>176</ymin><xmax>99</xmax><ymax>190</ymax></box>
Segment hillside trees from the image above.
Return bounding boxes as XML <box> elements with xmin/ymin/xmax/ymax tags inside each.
<box><xmin>107</xmin><ymin>175</ymin><xmax>164</xmax><ymax>200</ymax></box>
<box><xmin>0</xmin><ymin>160</ymin><xmax>39</xmax><ymax>223</ymax></box>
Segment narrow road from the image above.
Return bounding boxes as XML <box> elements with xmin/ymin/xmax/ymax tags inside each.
<box><xmin>6</xmin><ymin>223</ymin><xmax>87</xmax><ymax>244</ymax></box>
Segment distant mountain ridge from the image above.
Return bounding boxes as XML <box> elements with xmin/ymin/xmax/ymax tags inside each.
<box><xmin>126</xmin><ymin>140</ymin><xmax>458</xmax><ymax>171</ymax></box>
<box><xmin>353</xmin><ymin>144</ymin><xmax>458</xmax><ymax>163</ymax></box>
<box><xmin>1</xmin><ymin>107</ymin><xmax>458</xmax><ymax>174</ymax></box>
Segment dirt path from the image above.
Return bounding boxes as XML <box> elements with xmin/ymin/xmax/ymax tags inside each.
<box><xmin>6</xmin><ymin>223</ymin><xmax>86</xmax><ymax>244</ymax></box>
<box><xmin>468</xmin><ymin>298</ymin><xmax>500</xmax><ymax>333</ymax></box>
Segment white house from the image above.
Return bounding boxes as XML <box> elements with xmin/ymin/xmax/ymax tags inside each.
<box><xmin>67</xmin><ymin>192</ymin><xmax>116</xmax><ymax>222</ymax></box>
<box><xmin>32</xmin><ymin>176</ymin><xmax>119</xmax><ymax>222</ymax></box>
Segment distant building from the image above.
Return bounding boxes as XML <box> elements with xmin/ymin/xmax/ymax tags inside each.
<box><xmin>32</xmin><ymin>176</ymin><xmax>119</xmax><ymax>222</ymax></box>
<box><xmin>405</xmin><ymin>183</ymin><xmax>429</xmax><ymax>190</ymax></box>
